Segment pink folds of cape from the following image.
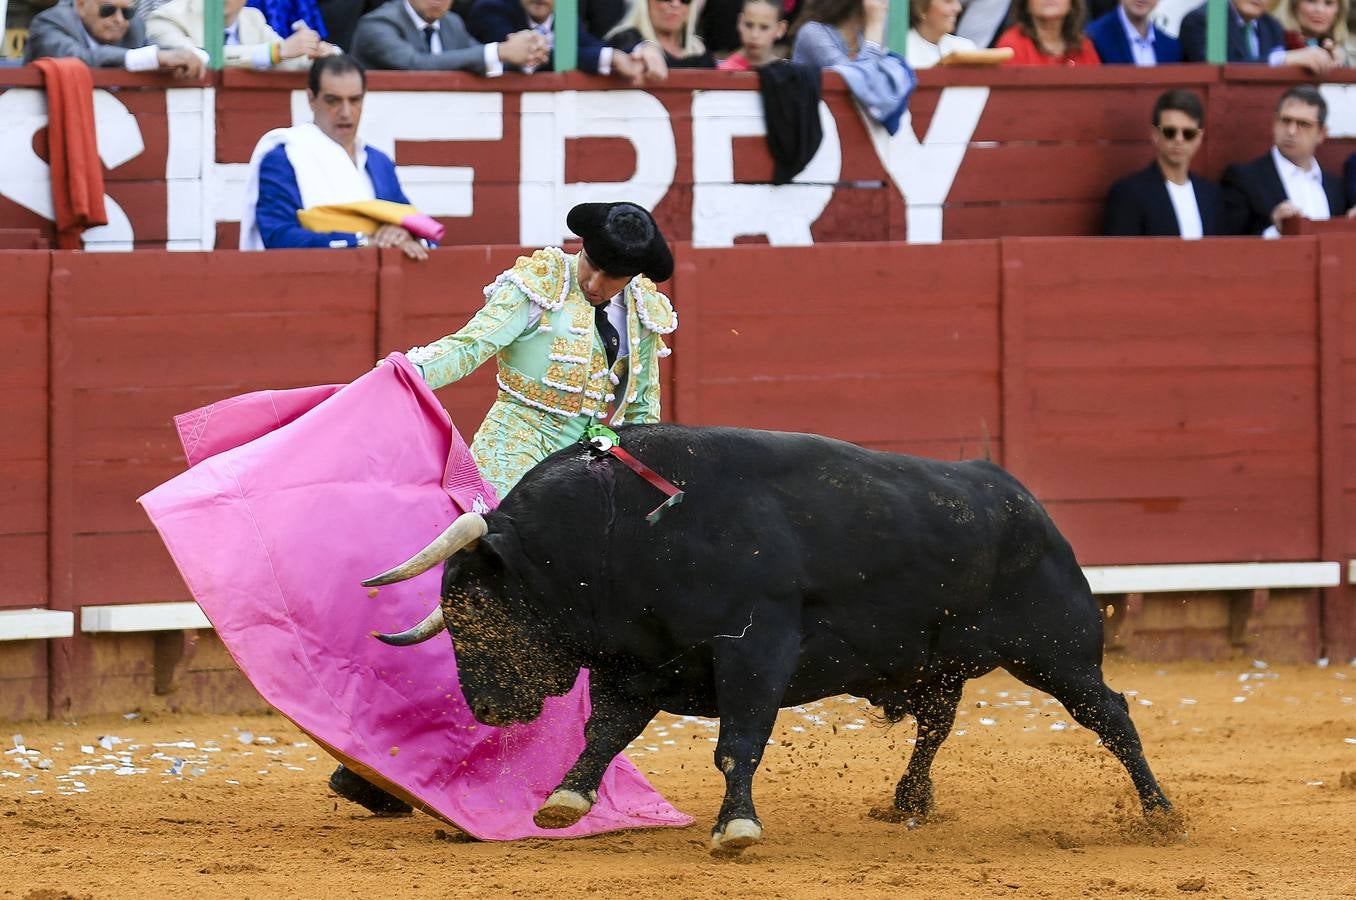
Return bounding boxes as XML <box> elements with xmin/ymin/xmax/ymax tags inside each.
<box><xmin>138</xmin><ymin>353</ymin><xmax>691</xmax><ymax>840</ymax></box>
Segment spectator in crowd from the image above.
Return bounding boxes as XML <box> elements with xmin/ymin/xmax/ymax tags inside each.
<box><xmin>581</xmin><ymin>0</ymin><xmax>631</xmax><ymax>38</ymax></box>
<box><xmin>1085</xmin><ymin>0</ymin><xmax>1182</xmax><ymax>64</ymax></box>
<box><xmin>314</xmin><ymin>0</ymin><xmax>384</xmax><ymax>52</ymax></box>
<box><xmin>996</xmin><ymin>0</ymin><xmax>1101</xmax><ymax>64</ymax></box>
<box><xmin>1104</xmin><ymin>89</ymin><xmax>1223</xmax><ymax>237</ymax></box>
<box><xmin>907</xmin><ymin>0</ymin><xmax>976</xmax><ymax>67</ymax></box>
<box><xmin>1180</xmin><ymin>0</ymin><xmax>1338</xmax><ymax>70</ymax></box>
<box><xmin>350</xmin><ymin>0</ymin><xmax>549</xmax><ymax>71</ymax></box>
<box><xmin>1277</xmin><ymin>0</ymin><xmax>1349</xmax><ymax>65</ymax></box>
<box><xmin>955</xmin><ymin>0</ymin><xmax>1011</xmax><ymax>47</ymax></box>
<box><xmin>467</xmin><ymin>0</ymin><xmax>661</xmax><ymax>81</ymax></box>
<box><xmin>243</xmin><ymin>56</ymin><xmax>429</xmax><ymax>257</ymax></box>
<box><xmin>1348</xmin><ymin>152</ymin><xmax>1356</xmax><ymax>210</ymax></box>
<box><xmin>791</xmin><ymin>0</ymin><xmax>887</xmax><ymax>65</ymax></box>
<box><xmin>718</xmin><ymin>0</ymin><xmax>788</xmax><ymax>68</ymax></box>
<box><xmin>147</xmin><ymin>0</ymin><xmax>338</xmax><ymax>68</ymax></box>
<box><xmin>247</xmin><ymin>0</ymin><xmax>329</xmax><ymax>39</ymax></box>
<box><xmin>1221</xmin><ymin>85</ymin><xmax>1351</xmax><ymax>236</ymax></box>
<box><xmin>792</xmin><ymin>0</ymin><xmax>914</xmax><ymax>134</ymax></box>
<box><xmin>607</xmin><ymin>0</ymin><xmax>717</xmax><ymax>68</ymax></box>
<box><xmin>24</xmin><ymin>0</ymin><xmax>206</xmax><ymax>74</ymax></box>
<box><xmin>700</xmin><ymin>0</ymin><xmax>747</xmax><ymax>54</ymax></box>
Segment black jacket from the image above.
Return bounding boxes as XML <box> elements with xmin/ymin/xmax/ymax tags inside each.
<box><xmin>1104</xmin><ymin>163</ymin><xmax>1223</xmax><ymax>237</ymax></box>
<box><xmin>1221</xmin><ymin>152</ymin><xmax>1347</xmax><ymax>236</ymax></box>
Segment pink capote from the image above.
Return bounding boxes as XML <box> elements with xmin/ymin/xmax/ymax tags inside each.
<box><xmin>138</xmin><ymin>353</ymin><xmax>691</xmax><ymax>839</ymax></box>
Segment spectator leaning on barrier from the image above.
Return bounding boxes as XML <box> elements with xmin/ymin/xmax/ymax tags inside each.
<box><xmin>242</xmin><ymin>55</ymin><xmax>430</xmax><ymax>257</ymax></box>
<box><xmin>996</xmin><ymin>0</ymin><xmax>1101</xmax><ymax>65</ymax></box>
<box><xmin>791</xmin><ymin>0</ymin><xmax>887</xmax><ymax>65</ymax></box>
<box><xmin>147</xmin><ymin>0</ymin><xmax>338</xmax><ymax>68</ymax></box>
<box><xmin>350</xmin><ymin>0</ymin><xmax>548</xmax><ymax>71</ymax></box>
<box><xmin>607</xmin><ymin>0</ymin><xmax>717</xmax><ymax>68</ymax></box>
<box><xmin>24</xmin><ymin>0</ymin><xmax>206</xmax><ymax>75</ymax></box>
<box><xmin>906</xmin><ymin>0</ymin><xmax>976</xmax><ymax>67</ymax></box>
<box><xmin>1180</xmin><ymin>0</ymin><xmax>1339</xmax><ymax>71</ymax></box>
<box><xmin>717</xmin><ymin>0</ymin><xmax>788</xmax><ymax>68</ymax></box>
<box><xmin>1104</xmin><ymin>89</ymin><xmax>1223</xmax><ymax>238</ymax></box>
<box><xmin>1278</xmin><ymin>0</ymin><xmax>1349</xmax><ymax>66</ymax></box>
<box><xmin>1085</xmin><ymin>0</ymin><xmax>1182</xmax><ymax>64</ymax></box>
<box><xmin>1220</xmin><ymin>85</ymin><xmax>1353</xmax><ymax>236</ymax></box>
<box><xmin>466</xmin><ymin>0</ymin><xmax>663</xmax><ymax>83</ymax></box>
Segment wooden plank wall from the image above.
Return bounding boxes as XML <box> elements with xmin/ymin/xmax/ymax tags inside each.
<box><xmin>46</xmin><ymin>250</ymin><xmax>380</xmax><ymax>715</ymax></box>
<box><xmin>0</xmin><ymin>251</ymin><xmax>50</xmax><ymax>720</ymax></box>
<box><xmin>671</xmin><ymin>242</ymin><xmax>1001</xmax><ymax>462</ymax></box>
<box><xmin>1000</xmin><ymin>238</ymin><xmax>1321</xmax><ymax>566</ymax></box>
<box><xmin>10</xmin><ymin>238</ymin><xmax>1356</xmax><ymax>717</ymax></box>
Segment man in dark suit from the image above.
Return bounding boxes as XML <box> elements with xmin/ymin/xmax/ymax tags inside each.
<box><xmin>350</xmin><ymin>0</ymin><xmax>548</xmax><ymax>71</ymax></box>
<box><xmin>1179</xmin><ymin>0</ymin><xmax>1336</xmax><ymax>71</ymax></box>
<box><xmin>466</xmin><ymin>0</ymin><xmax>654</xmax><ymax>80</ymax></box>
<box><xmin>1086</xmin><ymin>0</ymin><xmax>1182</xmax><ymax>65</ymax></box>
<box><xmin>1220</xmin><ymin>85</ymin><xmax>1351</xmax><ymax>236</ymax></box>
<box><xmin>1105</xmin><ymin>89</ymin><xmax>1222</xmax><ymax>238</ymax></box>
<box><xmin>24</xmin><ymin>0</ymin><xmax>204</xmax><ymax>74</ymax></box>
<box><xmin>1345</xmin><ymin>153</ymin><xmax>1356</xmax><ymax>213</ymax></box>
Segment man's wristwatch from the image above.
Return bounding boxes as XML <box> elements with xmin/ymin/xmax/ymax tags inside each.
<box><xmin>354</xmin><ymin>232</ymin><xmax>369</xmax><ymax>248</ymax></box>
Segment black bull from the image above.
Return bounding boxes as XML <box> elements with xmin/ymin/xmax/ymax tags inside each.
<box><xmin>366</xmin><ymin>424</ymin><xmax>1172</xmax><ymax>851</ymax></box>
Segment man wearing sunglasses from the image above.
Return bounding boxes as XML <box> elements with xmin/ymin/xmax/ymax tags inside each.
<box><xmin>1104</xmin><ymin>89</ymin><xmax>1222</xmax><ymax>238</ymax></box>
<box><xmin>1221</xmin><ymin>84</ymin><xmax>1353</xmax><ymax>236</ymax></box>
<box><xmin>24</xmin><ymin>0</ymin><xmax>206</xmax><ymax>76</ymax></box>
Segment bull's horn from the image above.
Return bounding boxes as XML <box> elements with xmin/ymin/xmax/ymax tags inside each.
<box><xmin>361</xmin><ymin>513</ymin><xmax>488</xmax><ymax>587</ymax></box>
<box><xmin>373</xmin><ymin>604</ymin><xmax>446</xmax><ymax>646</ymax></box>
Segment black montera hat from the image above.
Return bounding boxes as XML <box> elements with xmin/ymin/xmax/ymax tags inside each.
<box><xmin>566</xmin><ymin>202</ymin><xmax>674</xmax><ymax>283</ymax></box>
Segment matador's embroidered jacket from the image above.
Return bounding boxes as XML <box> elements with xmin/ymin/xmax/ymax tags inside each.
<box><xmin>406</xmin><ymin>247</ymin><xmax>677</xmax><ymax>499</ymax></box>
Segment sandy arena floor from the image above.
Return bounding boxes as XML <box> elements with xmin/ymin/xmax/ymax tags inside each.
<box><xmin>3</xmin><ymin>659</ymin><xmax>1355</xmax><ymax>899</ymax></box>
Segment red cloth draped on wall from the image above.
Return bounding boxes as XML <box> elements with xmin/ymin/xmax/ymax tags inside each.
<box><xmin>32</xmin><ymin>57</ymin><xmax>107</xmax><ymax>249</ymax></box>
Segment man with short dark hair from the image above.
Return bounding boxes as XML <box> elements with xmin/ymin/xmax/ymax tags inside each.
<box><xmin>1221</xmin><ymin>84</ymin><xmax>1351</xmax><ymax>236</ymax></box>
<box><xmin>1104</xmin><ymin>89</ymin><xmax>1222</xmax><ymax>237</ymax></box>
<box><xmin>24</xmin><ymin>0</ymin><xmax>205</xmax><ymax>76</ymax></box>
<box><xmin>350</xmin><ymin>0</ymin><xmax>548</xmax><ymax>71</ymax></box>
<box><xmin>242</xmin><ymin>55</ymin><xmax>428</xmax><ymax>258</ymax></box>
<box><xmin>330</xmin><ymin>200</ymin><xmax>678</xmax><ymax>817</ymax></box>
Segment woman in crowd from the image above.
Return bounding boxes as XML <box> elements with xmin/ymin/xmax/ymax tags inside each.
<box><xmin>906</xmin><ymin>0</ymin><xmax>974</xmax><ymax>68</ymax></box>
<box><xmin>607</xmin><ymin>0</ymin><xmax>718</xmax><ymax>68</ymax></box>
<box><xmin>1279</xmin><ymin>0</ymin><xmax>1350</xmax><ymax>66</ymax></box>
<box><xmin>996</xmin><ymin>0</ymin><xmax>1100</xmax><ymax>65</ymax></box>
<box><xmin>790</xmin><ymin>0</ymin><xmax>887</xmax><ymax>67</ymax></box>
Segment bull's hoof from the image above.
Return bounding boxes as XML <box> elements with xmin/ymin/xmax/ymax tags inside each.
<box><xmin>533</xmin><ymin>789</ymin><xmax>596</xmax><ymax>829</ymax></box>
<box><xmin>328</xmin><ymin>765</ymin><xmax>412</xmax><ymax>817</ymax></box>
<box><xmin>867</xmin><ymin>805</ymin><xmax>925</xmax><ymax>829</ymax></box>
<box><xmin>710</xmin><ymin>818</ymin><xmax>762</xmax><ymax>854</ymax></box>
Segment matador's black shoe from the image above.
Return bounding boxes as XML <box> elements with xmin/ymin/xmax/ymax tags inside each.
<box><xmin>328</xmin><ymin>764</ymin><xmax>413</xmax><ymax>816</ymax></box>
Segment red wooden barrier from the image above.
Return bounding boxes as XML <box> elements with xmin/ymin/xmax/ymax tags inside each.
<box><xmin>671</xmin><ymin>242</ymin><xmax>1001</xmax><ymax>462</ymax></box>
<box><xmin>1</xmin><ymin>252</ymin><xmax>50</xmax><ymax>611</ymax></box>
<box><xmin>1000</xmin><ymin>237</ymin><xmax>1321</xmax><ymax>565</ymax></box>
<box><xmin>46</xmin><ymin>250</ymin><xmax>380</xmax><ymax>715</ymax></box>
<box><xmin>9</xmin><ymin>238</ymin><xmax>1356</xmax><ymax>717</ymax></box>
<box><xmin>2</xmin><ymin>67</ymin><xmax>1353</xmax><ymax>250</ymax></box>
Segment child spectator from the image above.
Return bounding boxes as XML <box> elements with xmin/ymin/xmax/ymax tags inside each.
<box><xmin>719</xmin><ymin>0</ymin><xmax>788</xmax><ymax>68</ymax></box>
